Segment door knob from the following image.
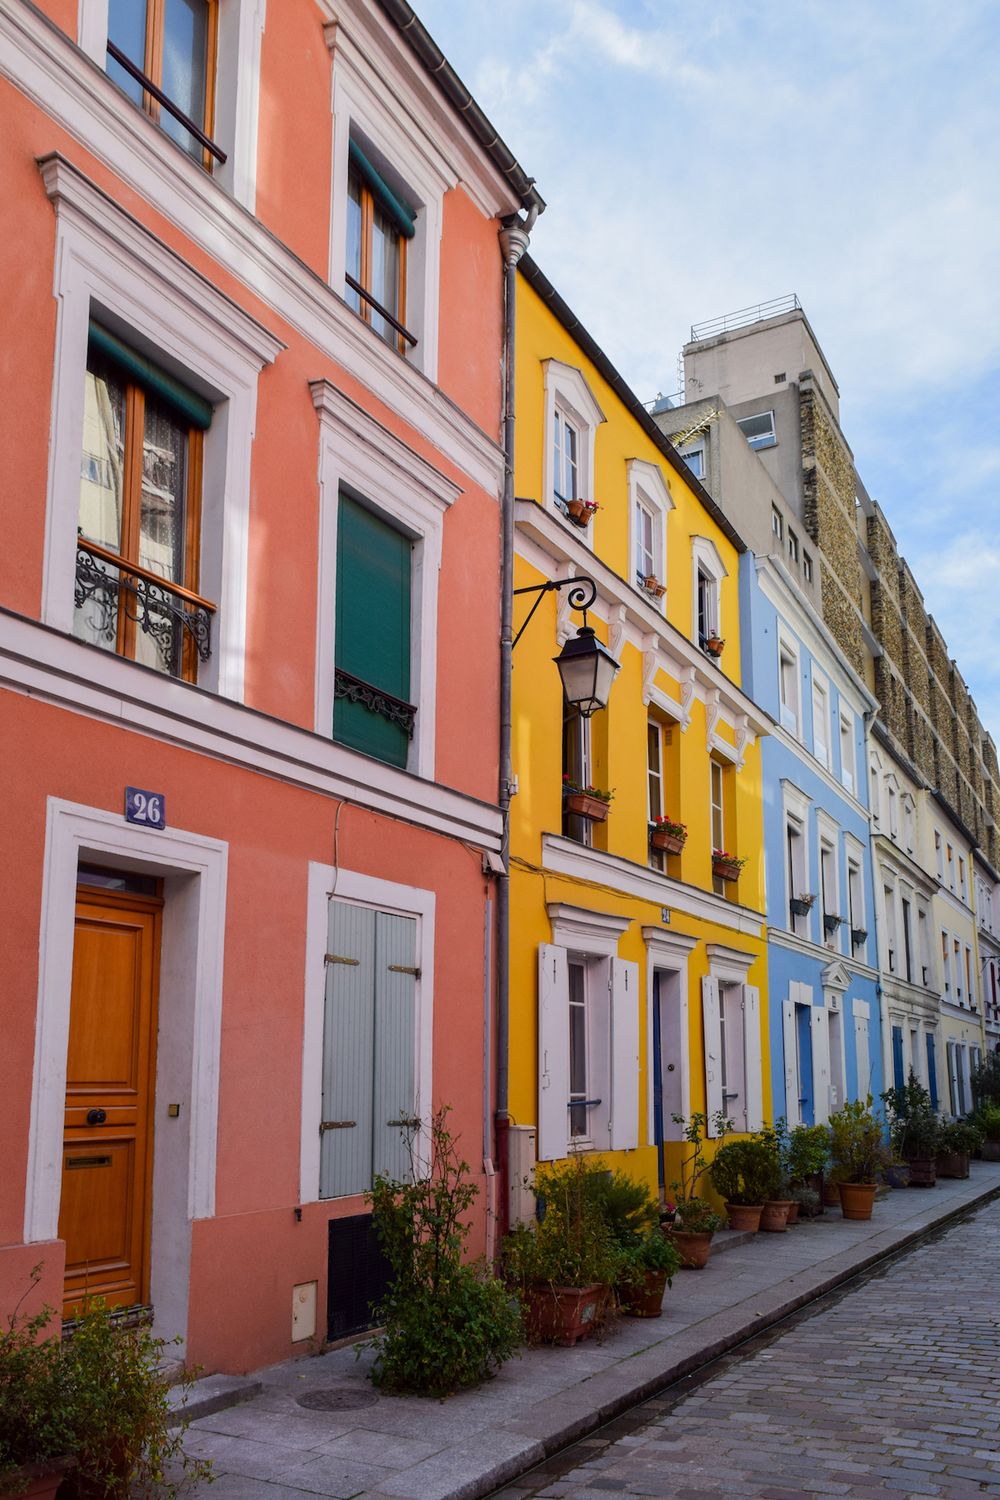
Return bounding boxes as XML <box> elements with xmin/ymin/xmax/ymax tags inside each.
<box><xmin>86</xmin><ymin>1108</ymin><xmax>107</xmax><ymax>1125</ymax></box>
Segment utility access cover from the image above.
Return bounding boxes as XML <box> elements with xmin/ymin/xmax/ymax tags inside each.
<box><xmin>296</xmin><ymin>1386</ymin><xmax>379</xmax><ymax>1412</ymax></box>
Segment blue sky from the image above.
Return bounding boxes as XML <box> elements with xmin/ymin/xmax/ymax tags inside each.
<box><xmin>418</xmin><ymin>0</ymin><xmax>1000</xmax><ymax>738</ymax></box>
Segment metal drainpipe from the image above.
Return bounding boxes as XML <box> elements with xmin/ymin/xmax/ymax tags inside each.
<box><xmin>495</xmin><ymin>207</ymin><xmax>536</xmax><ymax>1245</ymax></box>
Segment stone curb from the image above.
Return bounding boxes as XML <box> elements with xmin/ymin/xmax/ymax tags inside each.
<box><xmin>167</xmin><ymin>1373</ymin><xmax>263</xmax><ymax>1428</ymax></box>
<box><xmin>486</xmin><ymin>1179</ymin><xmax>1000</xmax><ymax>1499</ymax></box>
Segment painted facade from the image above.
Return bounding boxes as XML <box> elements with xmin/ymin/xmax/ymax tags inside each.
<box><xmin>508</xmin><ymin>259</ymin><xmax>770</xmax><ymax>1214</ymax></box>
<box><xmin>0</xmin><ymin>0</ymin><xmax>540</xmax><ymax>1373</ymax></box>
<box><xmin>741</xmin><ymin>552</ymin><xmax>882</xmax><ymax>1122</ymax></box>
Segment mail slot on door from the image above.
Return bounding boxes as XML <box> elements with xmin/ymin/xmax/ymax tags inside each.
<box><xmin>66</xmin><ymin>1155</ymin><xmax>112</xmax><ymax>1169</ymax></box>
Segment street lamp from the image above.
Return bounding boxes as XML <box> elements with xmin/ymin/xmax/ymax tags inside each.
<box><xmin>513</xmin><ymin>576</ymin><xmax>619</xmax><ymax>717</ymax></box>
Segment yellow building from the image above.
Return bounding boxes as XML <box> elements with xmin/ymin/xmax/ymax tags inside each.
<box><xmin>508</xmin><ymin>259</ymin><xmax>772</xmax><ymax>1208</ymax></box>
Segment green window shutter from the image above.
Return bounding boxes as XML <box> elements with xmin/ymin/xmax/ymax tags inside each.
<box><xmin>88</xmin><ymin>321</ymin><xmax>213</xmax><ymax>430</ymax></box>
<box><xmin>348</xmin><ymin>139</ymin><xmax>417</xmax><ymax>240</ymax></box>
<box><xmin>334</xmin><ymin>493</ymin><xmax>412</xmax><ymax>769</ymax></box>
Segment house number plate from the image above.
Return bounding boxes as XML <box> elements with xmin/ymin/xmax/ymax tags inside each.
<box><xmin>125</xmin><ymin>787</ymin><xmax>166</xmax><ymax>829</ymax></box>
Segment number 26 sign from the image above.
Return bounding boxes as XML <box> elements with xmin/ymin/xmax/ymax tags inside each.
<box><xmin>125</xmin><ymin>786</ymin><xmax>167</xmax><ymax>829</ymax></box>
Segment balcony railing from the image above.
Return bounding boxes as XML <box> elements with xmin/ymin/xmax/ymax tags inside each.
<box><xmin>75</xmin><ymin>538</ymin><xmax>215</xmax><ymax>677</ymax></box>
<box><xmin>333</xmin><ymin>666</ymin><xmax>417</xmax><ymax>739</ymax></box>
<box><xmin>106</xmin><ymin>40</ymin><xmax>226</xmax><ymax>164</ymax></box>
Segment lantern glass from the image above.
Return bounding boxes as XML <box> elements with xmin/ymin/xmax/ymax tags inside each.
<box><xmin>555</xmin><ymin>626</ymin><xmax>619</xmax><ymax>717</ymax></box>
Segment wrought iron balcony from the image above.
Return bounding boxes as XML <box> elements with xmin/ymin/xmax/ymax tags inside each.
<box><xmin>74</xmin><ymin>538</ymin><xmax>214</xmax><ymax>678</ymax></box>
<box><xmin>333</xmin><ymin>666</ymin><xmax>416</xmax><ymax>738</ymax></box>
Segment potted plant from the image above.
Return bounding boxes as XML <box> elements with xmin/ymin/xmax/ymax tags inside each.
<box><xmin>789</xmin><ymin>893</ymin><xmax>816</xmax><ymax>918</ymax></box>
<box><xmin>828</xmin><ymin>1096</ymin><xmax>887</xmax><ymax>1220</ymax></box>
<box><xmin>566</xmin><ymin>498</ymin><xmax>599</xmax><ymax>526</ymax></box>
<box><xmin>712</xmin><ymin>849</ymin><xmax>745</xmax><ymax>883</ymax></box>
<box><xmin>823</xmin><ymin>912</ymin><xmax>844</xmax><ymax>937</ymax></box>
<box><xmin>649</xmin><ymin>816</ymin><xmax>687</xmax><ymax>854</ymax></box>
<box><xmin>703</xmin><ymin>633</ymin><xmax>725</xmax><ymax>658</ymax></box>
<box><xmin>978</xmin><ymin>1104</ymin><xmax>1000</xmax><ymax>1161</ymax></box>
<box><xmin>851</xmin><ymin>927</ymin><xmax>868</xmax><ymax>948</ymax></box>
<box><xmin>665</xmin><ymin>1111</ymin><xmax>731</xmax><ymax>1268</ymax></box>
<box><xmin>640</xmin><ymin>574</ymin><xmax>667</xmax><ymax>600</ymax></box>
<box><xmin>616</xmin><ymin>1230</ymin><xmax>682</xmax><ymax>1318</ymax></box>
<box><xmin>504</xmin><ymin>1156</ymin><xmax>621</xmax><ymax>1347</ymax></box>
<box><xmin>755</xmin><ymin>1122</ymin><xmax>795</xmax><ymax>1231</ymax></box>
<box><xmin>882</xmin><ymin>1075</ymin><xmax>941</xmax><ymax>1186</ymax></box>
<box><xmin>786</xmin><ymin>1122</ymin><xmax>830</xmax><ymax>1216</ymax></box>
<box><xmin>562</xmin><ymin>775</ymin><xmax>614</xmax><ymax>824</ymax></box>
<box><xmin>936</xmin><ymin>1120</ymin><xmax>982</xmax><ymax>1179</ymax></box>
<box><xmin>0</xmin><ymin>1282</ymin><xmax>74</xmax><ymax>1500</ymax></box>
<box><xmin>708</xmin><ymin>1138</ymin><xmax>781</xmax><ymax>1232</ymax></box>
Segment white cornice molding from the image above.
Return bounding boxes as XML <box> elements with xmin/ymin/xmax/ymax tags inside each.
<box><xmin>513</xmin><ymin>503</ymin><xmax>771</xmax><ymax>739</ymax></box>
<box><xmin>0</xmin><ymin>610</ymin><xmax>502</xmax><ymax>850</ymax></box>
<box><xmin>310</xmin><ymin>379</ymin><xmax>462</xmax><ymax>513</ymax></box>
<box><xmin>770</xmin><ymin>719</ymin><xmax>869</xmax><ymax>822</ymax></box>
<box><xmin>0</xmin><ymin>2</ymin><xmax>505</xmax><ymax>496</ymax></box>
<box><xmin>546</xmin><ymin>902</ymin><xmax>632</xmax><ymax>957</ymax></box>
<box><xmin>768</xmin><ymin>927</ymin><xmax>879</xmax><ymax>980</ymax></box>
<box><xmin>872</xmin><ymin>833</ymin><xmax>938</xmax><ymax>897</ymax></box>
<box><xmin>641</xmin><ymin>926</ymin><xmax>699</xmax><ymax>961</ymax></box>
<box><xmin>541</xmin><ymin>834</ymin><xmax>765</xmax><ymax>939</ymax></box>
<box><xmin>704</xmin><ymin>942</ymin><xmax>755</xmax><ymax>981</ymax></box>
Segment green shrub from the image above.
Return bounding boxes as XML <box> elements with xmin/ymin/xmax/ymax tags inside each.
<box><xmin>828</xmin><ymin>1097</ymin><xmax>887</xmax><ymax>1184</ymax></box>
<box><xmin>367</xmin><ymin>1109</ymin><xmax>520</xmax><ymax>1398</ymax></box>
<box><xmin>978</xmin><ymin>1103</ymin><xmax>1000</xmax><ymax>1142</ymax></box>
<box><xmin>0</xmin><ymin>1282</ymin><xmax>73</xmax><ymax>1494</ymax></box>
<box><xmin>881</xmin><ymin>1074</ymin><xmax>940</xmax><ymax>1158</ymax></box>
<box><xmin>589</xmin><ymin>1170</ymin><xmax>659</xmax><ymax>1247</ymax></box>
<box><xmin>787</xmin><ymin>1123</ymin><xmax>831</xmax><ymax>1182</ymax></box>
<box><xmin>939</xmin><ymin>1119</ymin><xmax>983</xmax><ymax>1155</ymax></box>
<box><xmin>503</xmin><ymin>1155</ymin><xmax>623</xmax><ymax>1293</ymax></box>
<box><xmin>708</xmin><ymin>1139</ymin><xmax>781</xmax><ymax>1205</ymax></box>
<box><xmin>971</xmin><ymin>1052</ymin><xmax>1000</xmax><ymax>1109</ymax></box>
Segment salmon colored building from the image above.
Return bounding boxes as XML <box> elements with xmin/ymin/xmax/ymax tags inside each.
<box><xmin>0</xmin><ymin>0</ymin><xmax>542</xmax><ymax>1373</ymax></box>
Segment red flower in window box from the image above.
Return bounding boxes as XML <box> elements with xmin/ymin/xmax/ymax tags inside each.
<box><xmin>712</xmin><ymin>848</ymin><xmax>745</xmax><ymax>882</ymax></box>
<box><xmin>566</xmin><ymin>499</ymin><xmax>599</xmax><ymax>527</ymax></box>
<box><xmin>649</xmin><ymin>816</ymin><xmax>687</xmax><ymax>854</ymax></box>
<box><xmin>563</xmin><ymin>775</ymin><xmax>613</xmax><ymax>822</ymax></box>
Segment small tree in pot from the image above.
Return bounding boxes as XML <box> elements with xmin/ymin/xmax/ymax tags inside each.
<box><xmin>786</xmin><ymin>1122</ymin><xmax>831</xmax><ymax>1216</ymax></box>
<box><xmin>708</xmin><ymin>1138</ymin><xmax>781</xmax><ymax>1232</ymax></box>
<box><xmin>828</xmin><ymin>1096</ymin><xmax>888</xmax><ymax>1220</ymax></box>
<box><xmin>936</xmin><ymin>1120</ymin><xmax>982</xmax><ymax>1179</ymax></box>
<box><xmin>881</xmin><ymin>1074</ymin><xmax>941</xmax><ymax>1186</ymax></box>
<box><xmin>665</xmin><ymin>1112</ymin><xmax>730</xmax><ymax>1267</ymax></box>
<box><xmin>977</xmin><ymin>1103</ymin><xmax>1000</xmax><ymax>1161</ymax></box>
<box><xmin>0</xmin><ymin>1280</ymin><xmax>73</xmax><ymax>1500</ymax></box>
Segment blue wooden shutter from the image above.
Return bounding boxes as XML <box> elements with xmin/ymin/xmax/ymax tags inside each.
<box><xmin>334</xmin><ymin>493</ymin><xmax>412</xmax><ymax>769</ymax></box>
<box><xmin>891</xmin><ymin>1024</ymin><xmax>905</xmax><ymax>1090</ymax></box>
<box><xmin>372</xmin><ymin>913</ymin><xmax>418</xmax><ymax>1184</ymax></box>
<box><xmin>320</xmin><ymin>902</ymin><xmax>376</xmax><ymax>1198</ymax></box>
<box><xmin>926</xmin><ymin>1033</ymin><xmax>939</xmax><ymax>1109</ymax></box>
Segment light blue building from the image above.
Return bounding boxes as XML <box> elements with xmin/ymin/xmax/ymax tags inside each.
<box><xmin>740</xmin><ymin>551</ymin><xmax>883</xmax><ymax>1125</ymax></box>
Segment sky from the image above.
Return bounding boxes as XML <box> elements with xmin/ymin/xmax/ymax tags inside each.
<box><xmin>417</xmin><ymin>0</ymin><xmax>1000</xmax><ymax>738</ymax></box>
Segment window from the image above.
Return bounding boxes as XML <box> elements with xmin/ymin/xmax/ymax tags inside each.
<box><xmin>884</xmin><ymin>885</ymin><xmax>897</xmax><ymax>972</ymax></box>
<box><xmin>333</xmin><ymin>493</ymin><xmax>414</xmax><ymax>769</ymax></box>
<box><xmin>820</xmin><ymin>839</ymin><xmax>839</xmax><ymax>949</ymax></box>
<box><xmin>870</xmin><ymin>759</ymin><xmax>881</xmax><ymax>824</ymax></box>
<box><xmin>703</xmin><ymin>970</ymin><xmax>762</xmax><ymax>1134</ymax></box>
<box><xmin>736</xmin><ymin>410</ymin><xmax>776</xmax><ymax>450</ymax></box>
<box><xmin>966</xmin><ymin>946</ymin><xmax>975</xmax><ymax>1007</ymax></box>
<box><xmin>941</xmin><ymin>931</ymin><xmax>950</xmax><ymax>993</ymax></box>
<box><xmin>887</xmin><ymin>783</ymin><xmax>898</xmax><ymax>839</ymax></box>
<box><xmin>847</xmin><ymin>857</ymin><xmax>865</xmax><ymax>952</ymax></box>
<box><xmin>901</xmin><ymin>897</ymin><xmax>913</xmax><ymax>983</ymax></box>
<box><xmin>691</xmin><ymin>536</ymin><xmax>727</xmax><ymax>653</ymax></box>
<box><xmin>903</xmin><ymin>795</ymin><xmax>915</xmax><ymax>853</ymax></box>
<box><xmin>647</xmin><ymin>719</ymin><xmax>677</xmax><ymax>872</ymax></box>
<box><xmin>697</xmin><ymin>568</ymin><xmax>716</xmax><ymax>648</ymax></box>
<box><xmin>946</xmin><ymin>843</ymin><xmax>955</xmax><ymax>891</ymax></box>
<box><xmin>779</xmin><ymin>641</ymin><xmax>800</xmax><ymax>735</ymax></box>
<box><xmin>803</xmin><ymin>551</ymin><xmax>813</xmax><ymax>583</ymax></box>
<box><xmin>635</xmin><ymin>499</ymin><xmax>656</xmax><ymax>585</ymax></box>
<box><xmin>563</xmin><ymin>709</ymin><xmax>593</xmax><ymax>847</ymax></box>
<box><xmin>319</xmin><ymin>898</ymin><xmax>419</xmax><ymax>1198</ymax></box>
<box><xmin>812</xmin><ymin>678</ymin><xmax>830</xmax><ymax>769</ymax></box>
<box><xmin>787</xmin><ymin>816</ymin><xmax>808</xmax><ymax>935</ymax></box>
<box><xmin>345</xmin><ymin>141</ymin><xmax>415</xmax><ymax>354</ymax></box>
<box><xmin>788</xmin><ymin>529</ymin><xmax>799</xmax><ymax>564</ymax></box>
<box><xmin>107</xmin><ymin>0</ymin><xmax>218</xmax><ymax>165</ymax></box>
<box><xmin>74</xmin><ymin>325</ymin><xmax>211</xmax><ymax>682</ymax></box>
<box><xmin>935</xmin><ymin>831</ymin><xmax>944</xmax><ymax>881</ymax></box>
<box><xmin>681</xmin><ymin>445</ymin><xmax>704</xmax><ymax>479</ymax></box>
<box><xmin>839</xmin><ymin>710</ymin><xmax>856</xmax><ymax>794</ymax></box>
<box><xmin>568</xmin><ymin>960</ymin><xmax>589</xmax><ymax>1139</ymax></box>
<box><xmin>954</xmin><ymin>938</ymin><xmax>963</xmax><ymax>1001</ymax></box>
<box><xmin>553</xmin><ymin>409</ymin><xmax>580</xmax><ymax>503</ymax></box>
<box><xmin>771</xmin><ymin>506</ymin><xmax>783</xmax><ymax>541</ymax></box>
<box><xmin>958</xmin><ymin>856</ymin><xmax>967</xmax><ymax>902</ymax></box>
<box><xmin>710</xmin><ymin>759</ymin><xmax>726</xmax><ymax>896</ymax></box>
<box><xmin>628</xmin><ymin>461</ymin><xmax>673</xmax><ymax>602</ymax></box>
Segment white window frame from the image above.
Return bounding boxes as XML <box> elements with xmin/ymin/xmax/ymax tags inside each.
<box><xmin>771</xmin><ymin>506</ymin><xmax>784</xmax><ymax>542</ymax></box>
<box><xmin>778</xmin><ymin>630</ymin><xmax>801</xmax><ymax>737</ymax></box>
<box><xmin>917</xmin><ymin>902</ymin><xmax>930</xmax><ymax>986</ymax></box>
<box><xmin>78</xmin><ymin>0</ymin><xmax>268</xmax><ymax>211</ymax></box>
<box><xmin>886</xmin><ymin>776</ymin><xmax>899</xmax><ymax>839</ymax></box>
<box><xmin>40</xmin><ymin>156</ymin><xmax>280</xmax><ymax>703</ymax></box>
<box><xmin>869</xmin><ymin>752</ymin><xmax>882</xmax><ymax>825</ymax></box>
<box><xmin>679</xmin><ymin>443</ymin><xmax>704</xmax><ymax>479</ymax></box>
<box><xmin>736</xmin><ymin>409</ymin><xmax>776</xmax><ymax>450</ymax></box>
<box><xmin>692</xmin><ymin>535</ymin><xmax>728</xmax><ymax>648</ymax></box>
<box><xmin>902</xmin><ymin>793</ymin><xmax>915</xmax><ymax>854</ymax></box>
<box><xmin>703</xmin><ymin>944</ymin><xmax>762</xmax><ymax>1135</ymax></box>
<box><xmin>782</xmin><ymin>780</ymin><xmax>813</xmax><ymax>938</ymax></box>
<box><xmin>844</xmin><ymin>831</ymin><xmax>867</xmax><ymax>956</ymax></box>
<box><xmin>817</xmin><ymin>810</ymin><xmax>842</xmax><ymax>952</ymax></box>
<box><xmin>900</xmin><ymin>888</ymin><xmax>915</xmax><ymax>983</ymax></box>
<box><xmin>542</xmin><ymin>361</ymin><xmax>605</xmax><ymax>530</ymax></box>
<box><xmin>787</xmin><ymin>528</ymin><xmax>799</xmax><ymax>564</ymax></box>
<box><xmin>883</xmin><ymin>881</ymin><xmax>898</xmax><ymax>974</ymax></box>
<box><xmin>811</xmin><ymin>670</ymin><xmax>831</xmax><ymax>769</ymax></box>
<box><xmin>839</xmin><ymin>706</ymin><xmax>856</xmax><ymax>794</ymax></box>
<box><xmin>803</xmin><ymin>551</ymin><xmax>813</xmax><ymax>584</ymax></box>
<box><xmin>644</xmin><ymin>928</ymin><xmax>697</xmax><ymax>1146</ymax></box>
<box><xmin>311</xmin><ymin>380</ymin><xmax>460</xmax><ymax>779</ymax></box>
<box><xmin>627</xmin><ymin>460</ymin><xmax>673</xmax><ymax>605</ymax></box>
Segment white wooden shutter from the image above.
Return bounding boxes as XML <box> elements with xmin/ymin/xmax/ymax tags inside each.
<box><xmin>811</xmin><ymin>1006</ymin><xmax>831</xmax><ymax>1124</ymax></box>
<box><xmin>537</xmin><ymin>944</ymin><xmax>569</xmax><ymax>1161</ymax></box>
<box><xmin>743</xmin><ymin>984</ymin><xmax>764</xmax><ymax>1131</ymax></box>
<box><xmin>701</xmin><ymin>975</ymin><xmax>724</xmax><ymax>1133</ymax></box>
<box><xmin>609</xmin><ymin>957</ymin><xmax>640</xmax><ymax>1151</ymax></box>
<box><xmin>782</xmin><ymin>999</ymin><xmax>800</xmax><ymax>1128</ymax></box>
<box><xmin>854</xmin><ymin>1011</ymin><xmax>871</xmax><ymax>1101</ymax></box>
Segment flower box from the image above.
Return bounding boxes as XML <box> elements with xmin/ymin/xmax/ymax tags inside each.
<box><xmin>712</xmin><ymin>855</ymin><xmax>742</xmax><ymax>883</ymax></box>
<box><xmin>851</xmin><ymin>927</ymin><xmax>868</xmax><ymax>947</ymax></box>
<box><xmin>526</xmin><ymin>1283</ymin><xmax>605</xmax><ymax>1347</ymax></box>
<box><xmin>640</xmin><ymin>575</ymin><xmax>666</xmax><ymax>600</ymax></box>
<box><xmin>823</xmin><ymin>913</ymin><xmax>844</xmax><ymax>936</ymax></box>
<box><xmin>789</xmin><ymin>895</ymin><xmax>815</xmax><ymax>917</ymax></box>
<box><xmin>565</xmin><ymin>792</ymin><xmax>610</xmax><ymax>823</ymax></box>
<box><xmin>565</xmin><ymin>499</ymin><xmax>598</xmax><ymax>527</ymax></box>
<box><xmin>650</xmin><ymin>825</ymin><xmax>686</xmax><ymax>854</ymax></box>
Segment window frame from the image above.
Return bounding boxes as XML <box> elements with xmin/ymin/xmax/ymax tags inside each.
<box><xmin>778</xmin><ymin>630</ymin><xmax>801</xmax><ymax>737</ymax></box>
<box><xmin>811</xmin><ymin>671</ymin><xmax>831</xmax><ymax>769</ymax></box>
<box><xmin>627</xmin><ymin>460</ymin><xmax>673</xmax><ymax>605</ymax></box>
<box><xmin>838</xmin><ymin>706</ymin><xmax>856</xmax><ymax>794</ymax></box>
<box><xmin>542</xmin><ymin>361</ymin><xmax>606</xmax><ymax>531</ymax></box>
<box><xmin>736</xmin><ymin>409</ymin><xmax>776</xmax><ymax>450</ymax></box>
<box><xmin>691</xmin><ymin>535</ymin><xmax>728</xmax><ymax>652</ymax></box>
<box><xmin>104</xmin><ymin>0</ymin><xmax>220</xmax><ymax>170</ymax></box>
<box><xmin>345</xmin><ymin>152</ymin><xmax>411</xmax><ymax>355</ymax></box>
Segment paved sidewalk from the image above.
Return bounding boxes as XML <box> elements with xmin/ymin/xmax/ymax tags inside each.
<box><xmin>179</xmin><ymin>1166</ymin><xmax>1000</xmax><ymax>1500</ymax></box>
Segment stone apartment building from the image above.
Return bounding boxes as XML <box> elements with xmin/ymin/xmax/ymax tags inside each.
<box><xmin>656</xmin><ymin>297</ymin><xmax>998</xmax><ymax>1095</ymax></box>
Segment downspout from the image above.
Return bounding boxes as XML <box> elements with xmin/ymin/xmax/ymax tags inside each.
<box><xmin>496</xmin><ymin>205</ymin><xmax>537</xmax><ymax>1245</ymax></box>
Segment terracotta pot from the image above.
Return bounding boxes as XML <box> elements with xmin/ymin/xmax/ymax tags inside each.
<box><xmin>650</xmin><ymin>828</ymin><xmax>686</xmax><ymax>854</ymax></box>
<box><xmin>725</xmin><ymin>1203</ymin><xmax>763</xmax><ymax>1232</ymax></box>
<box><xmin>565</xmin><ymin>499</ymin><xmax>594</xmax><ymax>525</ymax></box>
<box><xmin>822</xmin><ymin>1180</ymin><xmax>842</xmax><ymax>1207</ymax></box>
<box><xmin>5</xmin><ymin>1460</ymin><xmax>74</xmax><ymax>1500</ymax></box>
<box><xmin>838</xmin><ymin>1182</ymin><xmax>876</xmax><ymax>1221</ymax></box>
<box><xmin>712</xmin><ymin>858</ymin><xmax>742</xmax><ymax>883</ymax></box>
<box><xmin>982</xmin><ymin>1140</ymin><xmax>1000</xmax><ymax>1161</ymax></box>
<box><xmin>564</xmin><ymin>791</ymin><xmax>610</xmax><ymax>823</ymax></box>
<box><xmin>905</xmin><ymin>1155</ymin><xmax>937</xmax><ymax>1187</ymax></box>
<box><xmin>785</xmin><ymin>1200</ymin><xmax>801</xmax><ymax>1226</ymax></box>
<box><xmin>641</xmin><ymin>576</ymin><xmax>667</xmax><ymax>599</ymax></box>
<box><xmin>667</xmin><ymin>1230</ymin><xmax>714</xmax><ymax>1269</ymax></box>
<box><xmin>761</xmin><ymin>1200</ymin><xmax>792</xmax><ymax>1233</ymax></box>
<box><xmin>618</xmin><ymin>1267</ymin><xmax>668</xmax><ymax>1318</ymax></box>
<box><xmin>704</xmin><ymin>636</ymin><xmax>725</xmax><ymax>657</ymax></box>
<box><xmin>936</xmin><ymin>1151</ymin><xmax>970</xmax><ymax>1180</ymax></box>
<box><xmin>526</xmin><ymin>1283</ymin><xmax>605</xmax><ymax>1347</ymax></box>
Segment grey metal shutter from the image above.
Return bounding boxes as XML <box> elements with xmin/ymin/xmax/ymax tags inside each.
<box><xmin>373</xmin><ymin>912</ymin><xmax>417</xmax><ymax>1184</ymax></box>
<box><xmin>320</xmin><ymin>903</ymin><xmax>376</xmax><ymax>1198</ymax></box>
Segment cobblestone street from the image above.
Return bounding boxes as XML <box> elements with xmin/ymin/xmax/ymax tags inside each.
<box><xmin>501</xmin><ymin>1198</ymin><xmax>1000</xmax><ymax>1500</ymax></box>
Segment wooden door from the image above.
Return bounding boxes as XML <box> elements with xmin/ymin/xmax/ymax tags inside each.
<box><xmin>60</xmin><ymin>886</ymin><xmax>162</xmax><ymax>1314</ymax></box>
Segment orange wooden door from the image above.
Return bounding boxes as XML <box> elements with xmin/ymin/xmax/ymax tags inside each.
<box><xmin>60</xmin><ymin>886</ymin><xmax>162</xmax><ymax>1314</ymax></box>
